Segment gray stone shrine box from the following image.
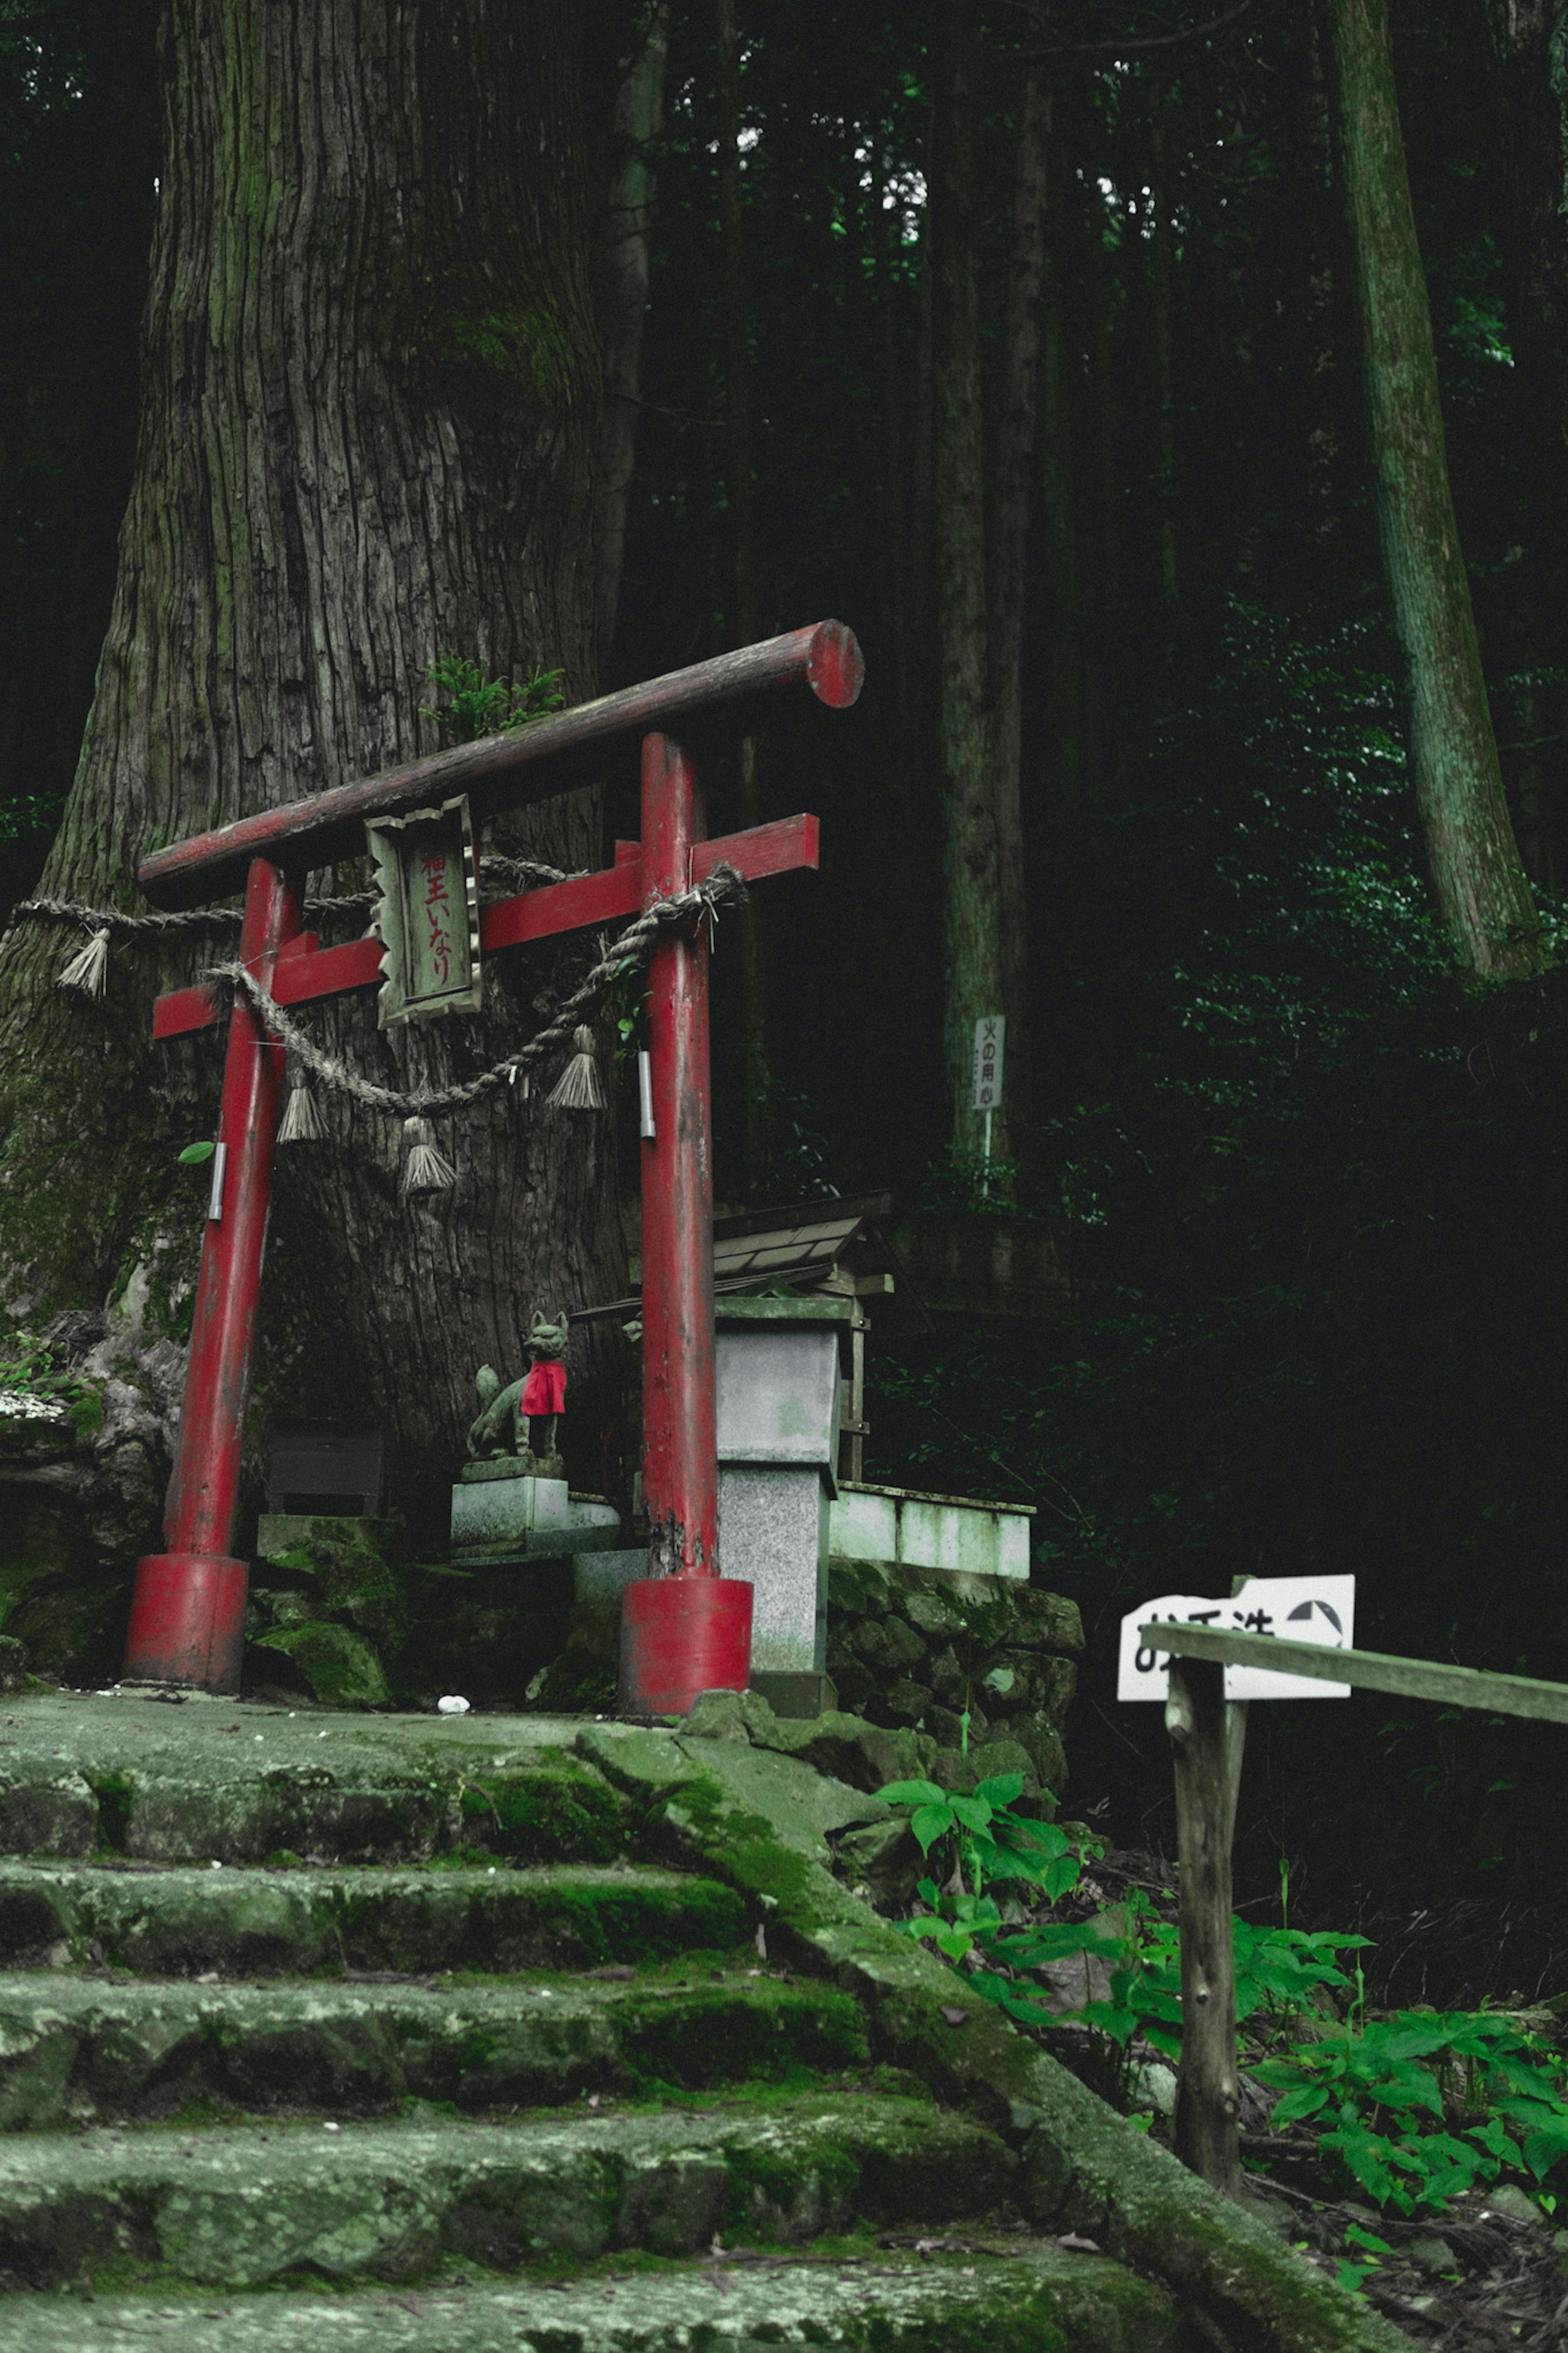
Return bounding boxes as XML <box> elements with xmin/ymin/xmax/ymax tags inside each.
<box><xmin>715</xmin><ymin>1294</ymin><xmax>853</xmax><ymax>1718</ymax></box>
<box><xmin>256</xmin><ymin>1421</ymin><xmax>391</xmax><ymax>1562</ymax></box>
<box><xmin>267</xmin><ymin>1423</ymin><xmax>388</xmax><ymax>1517</ymax></box>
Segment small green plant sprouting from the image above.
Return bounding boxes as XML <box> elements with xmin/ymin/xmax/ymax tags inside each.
<box><xmin>0</xmin><ymin>1329</ymin><xmax>85</xmax><ymax>1415</ymax></box>
<box><xmin>419</xmin><ymin>653</ymin><xmax>566</xmax><ymax>745</ymax></box>
<box><xmin>875</xmin><ymin>1769</ymin><xmax>1106</xmax><ymax>1985</ymax></box>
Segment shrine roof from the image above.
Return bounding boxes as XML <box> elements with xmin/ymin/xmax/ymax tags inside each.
<box><xmin>575</xmin><ymin>1192</ymin><xmax>932</xmax><ymax>1336</ymax></box>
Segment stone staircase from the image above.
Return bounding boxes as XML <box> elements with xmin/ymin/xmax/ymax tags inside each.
<box><xmin>0</xmin><ymin>1692</ymin><xmax>1406</xmax><ymax>2351</ymax></box>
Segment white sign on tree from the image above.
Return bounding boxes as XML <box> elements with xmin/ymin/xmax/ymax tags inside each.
<box><xmin>1118</xmin><ymin>1575</ymin><xmax>1356</xmax><ymax>1702</ymax></box>
<box><xmin>972</xmin><ymin>1015</ymin><xmax>1004</xmax><ymax>1193</ymax></box>
<box><xmin>971</xmin><ymin>1015</ymin><xmax>1005</xmax><ymax>1111</ymax></box>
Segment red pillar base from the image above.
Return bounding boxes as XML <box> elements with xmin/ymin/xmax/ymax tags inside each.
<box><xmin>619</xmin><ymin>1577</ymin><xmax>752</xmax><ymax>1716</ymax></box>
<box><xmin>123</xmin><ymin>1552</ymin><xmax>249</xmax><ymax>1694</ymax></box>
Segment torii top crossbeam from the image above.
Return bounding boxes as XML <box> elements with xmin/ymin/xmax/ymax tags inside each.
<box><xmin>138</xmin><ymin>621</ymin><xmax>862</xmax><ymax>906</ymax></box>
<box><xmin>123</xmin><ymin>622</ymin><xmax>863</xmax><ymax>1711</ymax></box>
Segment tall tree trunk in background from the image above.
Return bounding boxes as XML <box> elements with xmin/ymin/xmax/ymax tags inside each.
<box><xmin>1040</xmin><ymin>191</ymin><xmax>1081</xmax><ymax>837</ymax></box>
<box><xmin>1081</xmin><ymin>172</ymin><xmax>1120</xmax><ymax>806</ymax></box>
<box><xmin>932</xmin><ymin>0</ymin><xmax>1010</xmax><ymax>1169</ymax></box>
<box><xmin>1330</xmin><ymin>0</ymin><xmax>1546</xmax><ymax>976</ymax></box>
<box><xmin>1149</xmin><ymin>109</ymin><xmax>1179</xmax><ymax>613</ymax></box>
<box><xmin>714</xmin><ymin>0</ymin><xmax>770</xmax><ymax>1198</ymax></box>
<box><xmin>1486</xmin><ymin>0</ymin><xmax>1568</xmax><ymax>890</ymax></box>
<box><xmin>986</xmin><ymin>56</ymin><xmax>1050</xmax><ymax>1153</ymax></box>
<box><xmin>0</xmin><ymin>0</ymin><xmax>627</xmax><ymax>1556</ymax></box>
<box><xmin>596</xmin><ymin>1</ymin><xmax>669</xmax><ymax>673</ymax></box>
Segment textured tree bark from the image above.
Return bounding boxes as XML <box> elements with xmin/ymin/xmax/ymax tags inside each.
<box><xmin>713</xmin><ymin>0</ymin><xmax>771</xmax><ymax>1200</ymax></box>
<box><xmin>985</xmin><ymin>57</ymin><xmax>1051</xmax><ymax>1156</ymax></box>
<box><xmin>932</xmin><ymin>0</ymin><xmax>1008</xmax><ymax>1169</ymax></box>
<box><xmin>1166</xmin><ymin>1656</ymin><xmax>1247</xmax><ymax>2200</ymax></box>
<box><xmin>1486</xmin><ymin>0</ymin><xmax>1568</xmax><ymax>889</ymax></box>
<box><xmin>1330</xmin><ymin>0</ymin><xmax>1547</xmax><ymax>977</ymax></box>
<box><xmin>597</xmin><ymin>2</ymin><xmax>670</xmax><ymax>673</ymax></box>
<box><xmin>0</xmin><ymin>0</ymin><xmax>628</xmax><ymax>1534</ymax></box>
<box><xmin>1149</xmin><ymin>109</ymin><xmax>1178</xmax><ymax>613</ymax></box>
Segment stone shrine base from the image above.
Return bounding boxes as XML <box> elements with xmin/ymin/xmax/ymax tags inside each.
<box><xmin>450</xmin><ymin>1472</ymin><xmax>620</xmax><ymax>1561</ymax></box>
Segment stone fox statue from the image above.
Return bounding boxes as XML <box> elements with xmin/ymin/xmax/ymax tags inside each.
<box><xmin>467</xmin><ymin>1311</ymin><xmax>570</xmax><ymax>1467</ymax></box>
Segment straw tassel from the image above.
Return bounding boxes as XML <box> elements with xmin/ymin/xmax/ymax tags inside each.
<box><xmin>58</xmin><ymin>927</ymin><xmax>111</xmax><ymax>998</ymax></box>
<box><xmin>401</xmin><ymin>1115</ymin><xmax>455</xmax><ymax>1195</ymax></box>
<box><xmin>546</xmin><ymin>1024</ymin><xmax>605</xmax><ymax>1111</ymax></box>
<box><xmin>277</xmin><ymin>1064</ymin><xmax>325</xmax><ymax>1144</ymax></box>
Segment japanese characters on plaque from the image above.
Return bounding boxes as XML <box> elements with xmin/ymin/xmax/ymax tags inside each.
<box><xmin>366</xmin><ymin>794</ymin><xmax>483</xmax><ymax>1029</ymax></box>
<box><xmin>1117</xmin><ymin>1574</ymin><xmax>1356</xmax><ymax>1703</ymax></box>
<box><xmin>971</xmin><ymin>1014</ymin><xmax>1005</xmax><ymax>1111</ymax></box>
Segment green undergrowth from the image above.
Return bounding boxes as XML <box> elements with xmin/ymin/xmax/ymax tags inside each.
<box><xmin>875</xmin><ymin>1765</ymin><xmax>1568</xmax><ymax>2226</ymax></box>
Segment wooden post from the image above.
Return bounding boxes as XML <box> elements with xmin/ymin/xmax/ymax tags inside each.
<box><xmin>1165</xmin><ymin>1653</ymin><xmax>1248</xmax><ymax>2197</ymax></box>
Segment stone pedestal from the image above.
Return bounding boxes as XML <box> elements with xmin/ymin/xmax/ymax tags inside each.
<box><xmin>451</xmin><ymin>1467</ymin><xmax>620</xmax><ymax>1563</ymax></box>
<box><xmin>715</xmin><ymin>1296</ymin><xmax>853</xmax><ymax>1713</ymax></box>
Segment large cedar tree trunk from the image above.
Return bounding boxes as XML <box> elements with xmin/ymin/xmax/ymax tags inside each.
<box><xmin>1330</xmin><ymin>0</ymin><xmax>1546</xmax><ymax>976</ymax></box>
<box><xmin>932</xmin><ymin>0</ymin><xmax>1009</xmax><ymax>1169</ymax></box>
<box><xmin>596</xmin><ymin>1</ymin><xmax>669</xmax><ymax>671</ymax></box>
<box><xmin>0</xmin><ymin>0</ymin><xmax>628</xmax><ymax>1550</ymax></box>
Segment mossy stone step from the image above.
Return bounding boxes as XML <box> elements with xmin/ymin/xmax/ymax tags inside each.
<box><xmin>0</xmin><ymin>2095</ymin><xmax>1012</xmax><ymax>2292</ymax></box>
<box><xmin>0</xmin><ymin>1969</ymin><xmax>869</xmax><ymax>2127</ymax></box>
<box><xmin>0</xmin><ymin>1701</ymin><xmax>627</xmax><ymax>1865</ymax></box>
<box><xmin>0</xmin><ymin>1861</ymin><xmax>744</xmax><ymax>1976</ymax></box>
<box><xmin>0</xmin><ymin>2241</ymin><xmax>1184</xmax><ymax>2352</ymax></box>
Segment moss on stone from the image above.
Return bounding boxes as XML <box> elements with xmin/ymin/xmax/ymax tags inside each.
<box><xmin>249</xmin><ymin>1622</ymin><xmax>389</xmax><ymax>1708</ymax></box>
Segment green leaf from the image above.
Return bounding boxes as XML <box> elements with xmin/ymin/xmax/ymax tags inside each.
<box><xmin>877</xmin><ymin>1780</ymin><xmax>947</xmax><ymax>1808</ymax></box>
<box><xmin>909</xmin><ymin>1803</ymin><xmax>953</xmax><ymax>1854</ymax></box>
<box><xmin>973</xmin><ymin>1772</ymin><xmax>1025</xmax><ymax>1808</ymax></box>
<box><xmin>1270</xmin><ymin>2085</ymin><xmax>1331</xmax><ymax>2125</ymax></box>
<box><xmin>178</xmin><ymin>1140</ymin><xmax>216</xmax><ymax>1164</ymax></box>
<box><xmin>1522</xmin><ymin>2122</ymin><xmax>1568</xmax><ymax>2182</ymax></box>
<box><xmin>947</xmin><ymin>1794</ymin><xmax>994</xmax><ymax>1832</ymax></box>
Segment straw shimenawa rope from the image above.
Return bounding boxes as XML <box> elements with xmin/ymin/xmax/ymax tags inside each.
<box><xmin>7</xmin><ymin>854</ymin><xmax>572</xmax><ymax>945</ymax></box>
<box><xmin>209</xmin><ymin>863</ymin><xmax>746</xmax><ymax>1120</ymax></box>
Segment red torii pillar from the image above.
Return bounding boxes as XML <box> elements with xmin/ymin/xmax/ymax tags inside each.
<box><xmin>121</xmin><ymin>622</ymin><xmax>863</xmax><ymax>1711</ymax></box>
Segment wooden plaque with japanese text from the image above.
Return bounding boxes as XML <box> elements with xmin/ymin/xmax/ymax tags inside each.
<box><xmin>366</xmin><ymin>794</ymin><xmax>483</xmax><ymax>1028</ymax></box>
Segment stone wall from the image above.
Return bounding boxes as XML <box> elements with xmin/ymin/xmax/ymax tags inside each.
<box><xmin>825</xmin><ymin>1557</ymin><xmax>1082</xmax><ymax>1804</ymax></box>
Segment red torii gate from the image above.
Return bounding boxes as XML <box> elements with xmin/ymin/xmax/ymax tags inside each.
<box><xmin>122</xmin><ymin>621</ymin><xmax>863</xmax><ymax>1711</ymax></box>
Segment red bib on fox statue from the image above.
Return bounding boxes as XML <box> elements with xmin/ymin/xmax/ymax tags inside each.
<box><xmin>519</xmin><ymin>1359</ymin><xmax>565</xmax><ymax>1417</ymax></box>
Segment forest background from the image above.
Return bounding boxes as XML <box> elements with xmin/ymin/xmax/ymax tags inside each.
<box><xmin>4</xmin><ymin>0</ymin><xmax>1568</xmax><ymax>2002</ymax></box>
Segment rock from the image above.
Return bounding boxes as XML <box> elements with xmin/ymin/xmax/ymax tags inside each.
<box><xmin>831</xmin><ymin>1664</ymin><xmax>877</xmax><ymax>1714</ymax></box>
<box><xmin>1130</xmin><ymin>2061</ymin><xmax>1177</xmax><ymax>2117</ymax></box>
<box><xmin>881</xmin><ymin>1678</ymin><xmax>934</xmax><ymax>1728</ymax></box>
<box><xmin>929</xmin><ymin>1705</ymin><xmax>990</xmax><ymax>1752</ymax></box>
<box><xmin>766</xmin><ymin>1711</ymin><xmax>933</xmax><ymax>1795</ymax></box>
<box><xmin>969</xmin><ymin>1737</ymin><xmax>1041</xmax><ymax>1798</ymax></box>
<box><xmin>1005</xmin><ymin>1712</ymin><xmax>1068</xmax><ymax>1800</ymax></box>
<box><xmin>852</xmin><ymin>1617</ymin><xmax>927</xmax><ymax>1674</ymax></box>
<box><xmin>682</xmin><ymin>1688</ymin><xmax>782</xmax><ymax>1744</ymax></box>
<box><xmin>1407</xmin><ymin>2233</ymin><xmax>1455</xmax><ymax>2273</ymax></box>
<box><xmin>0</xmin><ymin>1635</ymin><xmax>26</xmax><ymax>1693</ymax></box>
<box><xmin>250</xmin><ymin>1621</ymin><xmax>389</xmax><ymax>1709</ymax></box>
<box><xmin>1480</xmin><ymin>2183</ymin><xmax>1546</xmax><ymax>2226</ymax></box>
<box><xmin>835</xmin><ymin>1815</ymin><xmax>924</xmax><ymax>1909</ymax></box>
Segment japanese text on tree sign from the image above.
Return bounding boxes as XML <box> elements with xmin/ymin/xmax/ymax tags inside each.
<box><xmin>1117</xmin><ymin>1574</ymin><xmax>1356</xmax><ymax>1702</ymax></box>
<box><xmin>366</xmin><ymin>793</ymin><xmax>482</xmax><ymax>1029</ymax></box>
<box><xmin>972</xmin><ymin>1015</ymin><xmax>1005</xmax><ymax>1111</ymax></box>
<box><xmin>422</xmin><ymin>851</ymin><xmax>452</xmax><ymax>984</ymax></box>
